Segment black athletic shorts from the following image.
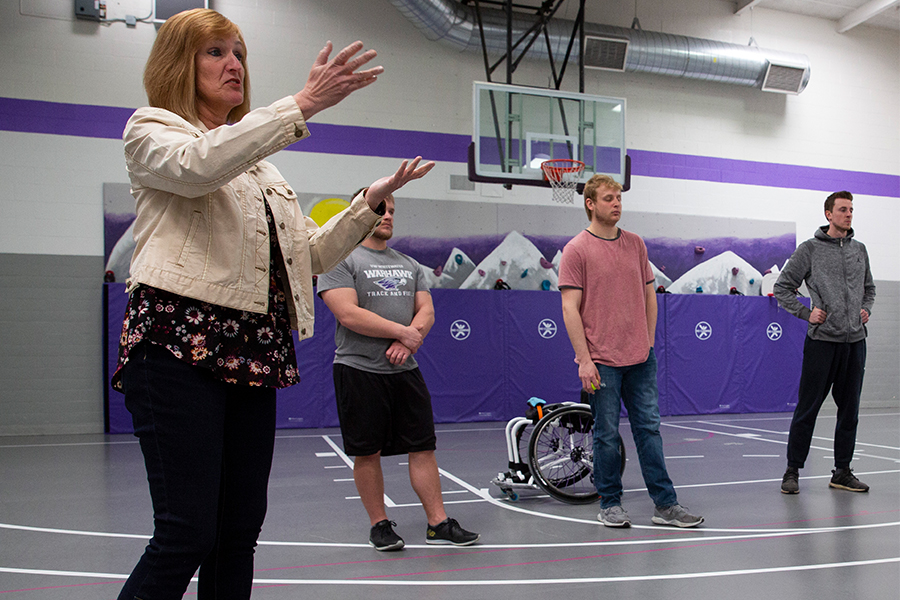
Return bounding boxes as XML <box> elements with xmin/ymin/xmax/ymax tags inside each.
<box><xmin>333</xmin><ymin>364</ymin><xmax>437</xmax><ymax>457</ymax></box>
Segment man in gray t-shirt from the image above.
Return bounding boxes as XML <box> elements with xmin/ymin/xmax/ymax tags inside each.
<box><xmin>318</xmin><ymin>192</ymin><xmax>479</xmax><ymax>552</ymax></box>
<box><xmin>319</xmin><ymin>244</ymin><xmax>428</xmax><ymax>373</ymax></box>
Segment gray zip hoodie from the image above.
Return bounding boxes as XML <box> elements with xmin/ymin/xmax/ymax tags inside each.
<box><xmin>774</xmin><ymin>226</ymin><xmax>876</xmax><ymax>343</ymax></box>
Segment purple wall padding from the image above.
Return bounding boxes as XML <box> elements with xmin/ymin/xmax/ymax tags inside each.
<box><xmin>417</xmin><ymin>290</ymin><xmax>510</xmax><ymax>422</ymax></box>
<box><xmin>663</xmin><ymin>294</ymin><xmax>806</xmax><ymax>414</ymax></box>
<box><xmin>276</xmin><ymin>296</ymin><xmax>339</xmax><ymax>429</ymax></box>
<box><xmin>105</xmin><ymin>284</ymin><xmax>132</xmax><ymax>433</ymax></box>
<box><xmin>105</xmin><ymin>286</ymin><xmax>806</xmax><ymax>434</ymax></box>
<box><xmin>737</xmin><ymin>296</ymin><xmax>807</xmax><ymax>413</ymax></box>
<box><xmin>504</xmin><ymin>291</ymin><xmax>582</xmax><ymax>412</ymax></box>
<box><xmin>665</xmin><ymin>294</ymin><xmax>746</xmax><ymax>414</ymax></box>
<box><xmin>655</xmin><ymin>293</ymin><xmax>669</xmax><ymax>415</ymax></box>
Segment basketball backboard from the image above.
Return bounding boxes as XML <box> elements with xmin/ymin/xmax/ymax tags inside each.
<box><xmin>469</xmin><ymin>82</ymin><xmax>629</xmax><ymax>192</ymax></box>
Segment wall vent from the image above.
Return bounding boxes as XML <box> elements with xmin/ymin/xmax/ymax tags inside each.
<box><xmin>762</xmin><ymin>63</ymin><xmax>806</xmax><ymax>94</ymax></box>
<box><xmin>583</xmin><ymin>36</ymin><xmax>629</xmax><ymax>72</ymax></box>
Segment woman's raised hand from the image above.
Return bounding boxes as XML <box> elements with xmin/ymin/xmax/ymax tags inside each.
<box><xmin>293</xmin><ymin>41</ymin><xmax>383</xmax><ymax>120</ymax></box>
<box><xmin>364</xmin><ymin>157</ymin><xmax>436</xmax><ymax>211</ymax></box>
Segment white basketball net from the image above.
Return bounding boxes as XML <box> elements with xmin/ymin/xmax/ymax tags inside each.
<box><xmin>542</xmin><ymin>160</ymin><xmax>585</xmax><ymax>204</ymax></box>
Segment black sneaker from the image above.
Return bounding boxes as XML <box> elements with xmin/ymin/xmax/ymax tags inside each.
<box><xmin>829</xmin><ymin>468</ymin><xmax>869</xmax><ymax>492</ymax></box>
<box><xmin>369</xmin><ymin>519</ymin><xmax>405</xmax><ymax>551</ymax></box>
<box><xmin>781</xmin><ymin>467</ymin><xmax>800</xmax><ymax>494</ymax></box>
<box><xmin>425</xmin><ymin>518</ymin><xmax>480</xmax><ymax>546</ymax></box>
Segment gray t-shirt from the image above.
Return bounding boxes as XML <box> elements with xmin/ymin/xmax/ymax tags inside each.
<box><xmin>317</xmin><ymin>245</ymin><xmax>430</xmax><ymax>373</ymax></box>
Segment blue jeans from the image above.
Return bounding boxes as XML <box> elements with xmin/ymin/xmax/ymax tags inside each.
<box><xmin>588</xmin><ymin>348</ymin><xmax>677</xmax><ymax>509</ymax></box>
<box><xmin>118</xmin><ymin>342</ymin><xmax>277</xmax><ymax>600</ymax></box>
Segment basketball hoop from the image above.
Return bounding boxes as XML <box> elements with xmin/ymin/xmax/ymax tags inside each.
<box><xmin>541</xmin><ymin>159</ymin><xmax>585</xmax><ymax>204</ymax></box>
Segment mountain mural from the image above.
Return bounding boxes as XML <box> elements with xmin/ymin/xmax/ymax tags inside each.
<box><xmin>393</xmin><ymin>233</ymin><xmax>794</xmax><ymax>295</ymax></box>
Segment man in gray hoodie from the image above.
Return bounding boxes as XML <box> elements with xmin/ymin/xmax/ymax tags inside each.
<box><xmin>774</xmin><ymin>191</ymin><xmax>876</xmax><ymax>494</ymax></box>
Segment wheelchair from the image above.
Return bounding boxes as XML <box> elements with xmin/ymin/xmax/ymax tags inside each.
<box><xmin>491</xmin><ymin>396</ymin><xmax>626</xmax><ymax>505</ymax></box>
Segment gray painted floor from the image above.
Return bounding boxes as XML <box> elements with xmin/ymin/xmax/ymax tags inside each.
<box><xmin>1</xmin><ymin>410</ymin><xmax>898</xmax><ymax>599</ymax></box>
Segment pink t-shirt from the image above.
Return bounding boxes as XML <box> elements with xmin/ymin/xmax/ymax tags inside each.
<box><xmin>558</xmin><ymin>228</ymin><xmax>654</xmax><ymax>367</ymax></box>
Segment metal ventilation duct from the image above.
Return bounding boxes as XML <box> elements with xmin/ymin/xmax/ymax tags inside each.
<box><xmin>388</xmin><ymin>0</ymin><xmax>810</xmax><ymax>93</ymax></box>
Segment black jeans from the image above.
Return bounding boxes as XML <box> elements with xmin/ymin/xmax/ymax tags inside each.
<box><xmin>787</xmin><ymin>337</ymin><xmax>866</xmax><ymax>470</ymax></box>
<box><xmin>118</xmin><ymin>342</ymin><xmax>277</xmax><ymax>600</ymax></box>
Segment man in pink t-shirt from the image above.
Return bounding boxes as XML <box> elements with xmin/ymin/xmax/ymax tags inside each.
<box><xmin>558</xmin><ymin>174</ymin><xmax>703</xmax><ymax>529</ymax></box>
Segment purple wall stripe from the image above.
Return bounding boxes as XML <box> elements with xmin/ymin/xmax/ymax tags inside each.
<box><xmin>290</xmin><ymin>122</ymin><xmax>469</xmax><ymax>163</ymax></box>
<box><xmin>629</xmin><ymin>149</ymin><xmax>900</xmax><ymax>198</ymax></box>
<box><xmin>2</xmin><ymin>97</ymin><xmax>898</xmax><ymax>198</ymax></box>
<box><xmin>0</xmin><ymin>97</ymin><xmax>135</xmax><ymax>140</ymax></box>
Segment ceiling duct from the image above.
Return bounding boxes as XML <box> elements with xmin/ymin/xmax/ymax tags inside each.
<box><xmin>388</xmin><ymin>0</ymin><xmax>810</xmax><ymax>93</ymax></box>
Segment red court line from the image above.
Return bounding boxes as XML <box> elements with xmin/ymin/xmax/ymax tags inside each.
<box><xmin>250</xmin><ymin>511</ymin><xmax>897</xmax><ymax>576</ymax></box>
<box><xmin>253</xmin><ymin>530</ymin><xmax>693</xmax><ymax>574</ymax></box>
<box><xmin>351</xmin><ymin>534</ymin><xmax>818</xmax><ymax>579</ymax></box>
<box><xmin>736</xmin><ymin>508</ymin><xmax>900</xmax><ymax>529</ymax></box>
<box><xmin>0</xmin><ymin>580</ymin><xmax>120</xmax><ymax>595</ymax></box>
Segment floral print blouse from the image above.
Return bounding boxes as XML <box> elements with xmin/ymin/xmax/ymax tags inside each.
<box><xmin>112</xmin><ymin>203</ymin><xmax>299</xmax><ymax>390</ymax></box>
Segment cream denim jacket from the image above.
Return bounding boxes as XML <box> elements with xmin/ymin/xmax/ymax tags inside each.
<box><xmin>123</xmin><ymin>96</ymin><xmax>381</xmax><ymax>340</ymax></box>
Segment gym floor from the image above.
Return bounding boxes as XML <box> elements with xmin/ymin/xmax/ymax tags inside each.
<box><xmin>1</xmin><ymin>409</ymin><xmax>898</xmax><ymax>599</ymax></box>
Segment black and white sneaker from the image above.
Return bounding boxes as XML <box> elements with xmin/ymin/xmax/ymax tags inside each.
<box><xmin>781</xmin><ymin>467</ymin><xmax>800</xmax><ymax>494</ymax></box>
<box><xmin>425</xmin><ymin>518</ymin><xmax>480</xmax><ymax>546</ymax></box>
<box><xmin>369</xmin><ymin>519</ymin><xmax>405</xmax><ymax>551</ymax></box>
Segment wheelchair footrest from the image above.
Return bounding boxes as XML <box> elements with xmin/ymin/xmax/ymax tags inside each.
<box><xmin>492</xmin><ymin>469</ymin><xmax>531</xmax><ymax>486</ymax></box>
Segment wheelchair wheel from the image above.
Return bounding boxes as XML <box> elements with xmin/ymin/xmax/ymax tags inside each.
<box><xmin>527</xmin><ymin>404</ymin><xmax>627</xmax><ymax>504</ymax></box>
<box><xmin>527</xmin><ymin>404</ymin><xmax>599</xmax><ymax>504</ymax></box>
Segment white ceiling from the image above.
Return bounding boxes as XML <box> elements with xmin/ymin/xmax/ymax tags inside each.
<box><xmin>736</xmin><ymin>0</ymin><xmax>899</xmax><ymax>32</ymax></box>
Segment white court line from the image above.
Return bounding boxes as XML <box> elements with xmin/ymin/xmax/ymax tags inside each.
<box><xmin>0</xmin><ymin>523</ymin><xmax>148</xmax><ymax>540</ymax></box>
<box><xmin>0</xmin><ymin>566</ymin><xmax>128</xmax><ymax>580</ymax></box>
<box><xmin>389</xmin><ymin>498</ymin><xmax>490</xmax><ymax>508</ymax></box>
<box><xmin>438</xmin><ymin>465</ymin><xmax>900</xmax><ymax>533</ymax></box>
<box><xmin>669</xmin><ymin>422</ymin><xmax>900</xmax><ymax>462</ymax></box>
<box><xmin>697</xmin><ymin>421</ymin><xmax>900</xmax><ymax>452</ymax></box>
<box><xmin>321</xmin><ymin>435</ymin><xmax>397</xmax><ymax>507</ymax></box>
<box><xmin>251</xmin><ymin>557</ymin><xmax>900</xmax><ymax>585</ymax></box>
<box><xmin>3</xmin><ymin>428</ymin><xmax>898</xmax><ymax>587</ymax></box>
<box><xmin>661</xmin><ymin>422</ymin><xmax>837</xmax><ymax>455</ymax></box>
<box><xmin>0</xmin><ymin>440</ymin><xmax>140</xmax><ymax>449</ymax></box>
<box><xmin>743</xmin><ymin>455</ymin><xmax>780</xmax><ymax>458</ymax></box>
<box><xmin>664</xmin><ymin>412</ymin><xmax>899</xmax><ymax>425</ymax></box>
<box><xmin>3</xmin><ymin>520</ymin><xmax>897</xmax><ymax>549</ymax></box>
<box><xmin>626</xmin><ymin>469</ymin><xmax>900</xmax><ymax>494</ymax></box>
<box><xmin>4</xmin><ymin>557</ymin><xmax>897</xmax><ymax>586</ymax></box>
<box><xmin>666</xmin><ymin>455</ymin><xmax>705</xmax><ymax>459</ymax></box>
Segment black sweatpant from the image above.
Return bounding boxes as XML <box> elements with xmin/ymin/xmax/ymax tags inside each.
<box><xmin>786</xmin><ymin>336</ymin><xmax>866</xmax><ymax>469</ymax></box>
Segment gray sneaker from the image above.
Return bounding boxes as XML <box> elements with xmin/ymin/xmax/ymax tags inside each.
<box><xmin>652</xmin><ymin>504</ymin><xmax>704</xmax><ymax>528</ymax></box>
<box><xmin>597</xmin><ymin>505</ymin><xmax>631</xmax><ymax>528</ymax></box>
